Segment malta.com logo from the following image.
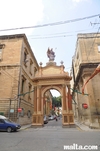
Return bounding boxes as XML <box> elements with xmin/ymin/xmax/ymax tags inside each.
<box><xmin>64</xmin><ymin>143</ymin><xmax>98</xmax><ymax>150</ymax></box>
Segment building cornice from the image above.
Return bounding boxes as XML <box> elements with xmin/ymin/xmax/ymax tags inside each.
<box><xmin>0</xmin><ymin>34</ymin><xmax>26</xmax><ymax>40</ymax></box>
<box><xmin>74</xmin><ymin>62</ymin><xmax>100</xmax><ymax>87</ymax></box>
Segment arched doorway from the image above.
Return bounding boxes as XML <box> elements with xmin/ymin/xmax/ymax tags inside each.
<box><xmin>31</xmin><ymin>60</ymin><xmax>75</xmax><ymax>127</ymax></box>
<box><xmin>42</xmin><ymin>87</ymin><xmax>61</xmax><ymax>118</ymax></box>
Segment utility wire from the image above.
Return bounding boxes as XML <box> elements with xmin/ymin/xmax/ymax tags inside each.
<box><xmin>18</xmin><ymin>89</ymin><xmax>34</xmax><ymax>96</ymax></box>
<box><xmin>28</xmin><ymin>27</ymin><xmax>98</xmax><ymax>39</ymax></box>
<box><xmin>28</xmin><ymin>27</ymin><xmax>98</xmax><ymax>37</ymax></box>
<box><xmin>0</xmin><ymin>14</ymin><xmax>100</xmax><ymax>32</ymax></box>
<box><xmin>30</xmin><ymin>34</ymin><xmax>74</xmax><ymax>39</ymax></box>
<box><xmin>70</xmin><ymin>88</ymin><xmax>88</xmax><ymax>96</ymax></box>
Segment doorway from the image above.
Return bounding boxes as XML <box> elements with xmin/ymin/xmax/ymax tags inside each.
<box><xmin>32</xmin><ymin>61</ymin><xmax>75</xmax><ymax>127</ymax></box>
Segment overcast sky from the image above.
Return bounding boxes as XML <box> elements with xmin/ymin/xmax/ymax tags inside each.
<box><xmin>0</xmin><ymin>0</ymin><xmax>100</xmax><ymax>96</ymax></box>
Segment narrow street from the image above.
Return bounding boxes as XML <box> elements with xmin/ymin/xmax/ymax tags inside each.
<box><xmin>0</xmin><ymin>118</ymin><xmax>100</xmax><ymax>151</ymax></box>
<box><xmin>45</xmin><ymin>116</ymin><xmax>62</xmax><ymax>127</ymax></box>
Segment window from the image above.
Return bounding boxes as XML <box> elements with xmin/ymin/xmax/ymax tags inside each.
<box><xmin>34</xmin><ymin>67</ymin><xmax>37</xmax><ymax>76</ymax></box>
<box><xmin>76</xmin><ymin>51</ymin><xmax>79</xmax><ymax>59</ymax></box>
<box><xmin>0</xmin><ymin>48</ymin><xmax>2</xmax><ymax>60</ymax></box>
<box><xmin>20</xmin><ymin>108</ymin><xmax>24</xmax><ymax>117</ymax></box>
<box><xmin>21</xmin><ymin>76</ymin><xmax>26</xmax><ymax>93</ymax></box>
<box><xmin>23</xmin><ymin>47</ymin><xmax>28</xmax><ymax>65</ymax></box>
<box><xmin>29</xmin><ymin>59</ymin><xmax>33</xmax><ymax>75</ymax></box>
<box><xmin>0</xmin><ymin>44</ymin><xmax>5</xmax><ymax>61</ymax></box>
<box><xmin>0</xmin><ymin>48</ymin><xmax>2</xmax><ymax>53</ymax></box>
<box><xmin>21</xmin><ymin>79</ymin><xmax>25</xmax><ymax>93</ymax></box>
<box><xmin>0</xmin><ymin>119</ymin><xmax>4</xmax><ymax>123</ymax></box>
<box><xmin>27</xmin><ymin>110</ymin><xmax>31</xmax><ymax>118</ymax></box>
<box><xmin>0</xmin><ymin>44</ymin><xmax>4</xmax><ymax>51</ymax></box>
<box><xmin>98</xmin><ymin>45</ymin><xmax>100</xmax><ymax>52</ymax></box>
<box><xmin>24</xmin><ymin>51</ymin><xmax>27</xmax><ymax>62</ymax></box>
<box><xmin>28</xmin><ymin>83</ymin><xmax>32</xmax><ymax>100</ymax></box>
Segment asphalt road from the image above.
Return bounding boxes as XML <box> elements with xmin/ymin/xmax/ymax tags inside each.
<box><xmin>45</xmin><ymin>116</ymin><xmax>62</xmax><ymax>127</ymax></box>
<box><xmin>0</xmin><ymin>118</ymin><xmax>100</xmax><ymax>151</ymax></box>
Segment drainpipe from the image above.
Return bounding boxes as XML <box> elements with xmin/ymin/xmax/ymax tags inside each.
<box><xmin>8</xmin><ymin>99</ymin><xmax>11</xmax><ymax>119</ymax></box>
<box><xmin>17</xmin><ymin>65</ymin><xmax>21</xmax><ymax>123</ymax></box>
<box><xmin>17</xmin><ymin>44</ymin><xmax>23</xmax><ymax>123</ymax></box>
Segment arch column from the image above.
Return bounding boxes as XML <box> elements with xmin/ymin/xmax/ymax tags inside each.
<box><xmin>32</xmin><ymin>86</ymin><xmax>43</xmax><ymax>127</ymax></box>
<box><xmin>67</xmin><ymin>85</ymin><xmax>72</xmax><ymax>111</ymax></box>
<box><xmin>37</xmin><ymin>86</ymin><xmax>42</xmax><ymax>113</ymax></box>
<box><xmin>62</xmin><ymin>85</ymin><xmax>75</xmax><ymax>127</ymax></box>
<box><xmin>33</xmin><ymin>86</ymin><xmax>37</xmax><ymax>113</ymax></box>
<box><xmin>62</xmin><ymin>84</ymin><xmax>67</xmax><ymax>112</ymax></box>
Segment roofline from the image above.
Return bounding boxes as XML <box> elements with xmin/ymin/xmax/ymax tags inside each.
<box><xmin>0</xmin><ymin>33</ymin><xmax>26</xmax><ymax>40</ymax></box>
<box><xmin>0</xmin><ymin>33</ymin><xmax>39</xmax><ymax>68</ymax></box>
<box><xmin>73</xmin><ymin>32</ymin><xmax>100</xmax><ymax>61</ymax></box>
<box><xmin>77</xmin><ymin>32</ymin><xmax>100</xmax><ymax>37</ymax></box>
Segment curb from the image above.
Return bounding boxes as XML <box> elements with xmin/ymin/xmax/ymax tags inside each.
<box><xmin>20</xmin><ymin>125</ymin><xmax>31</xmax><ymax>130</ymax></box>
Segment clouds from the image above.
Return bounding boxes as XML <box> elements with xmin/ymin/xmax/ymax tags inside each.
<box><xmin>0</xmin><ymin>0</ymin><xmax>44</xmax><ymax>35</ymax></box>
<box><xmin>72</xmin><ymin>0</ymin><xmax>82</xmax><ymax>2</ymax></box>
<box><xmin>0</xmin><ymin>0</ymin><xmax>99</xmax><ymax>73</ymax></box>
<box><xmin>72</xmin><ymin>0</ymin><xmax>90</xmax><ymax>2</ymax></box>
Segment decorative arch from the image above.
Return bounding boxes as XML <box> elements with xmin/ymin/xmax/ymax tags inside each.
<box><xmin>31</xmin><ymin>61</ymin><xmax>75</xmax><ymax>127</ymax></box>
<box><xmin>42</xmin><ymin>85</ymin><xmax>62</xmax><ymax>97</ymax></box>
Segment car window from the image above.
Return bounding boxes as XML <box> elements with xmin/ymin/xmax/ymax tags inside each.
<box><xmin>0</xmin><ymin>119</ymin><xmax>4</xmax><ymax>123</ymax></box>
<box><xmin>4</xmin><ymin>119</ymin><xmax>12</xmax><ymax>123</ymax></box>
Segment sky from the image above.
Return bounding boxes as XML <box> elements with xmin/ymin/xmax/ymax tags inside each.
<box><xmin>0</xmin><ymin>0</ymin><xmax>100</xmax><ymax>96</ymax></box>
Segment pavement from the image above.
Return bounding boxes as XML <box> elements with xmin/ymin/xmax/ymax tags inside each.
<box><xmin>74</xmin><ymin>120</ymin><xmax>100</xmax><ymax>131</ymax></box>
<box><xmin>20</xmin><ymin>124</ymin><xmax>31</xmax><ymax>130</ymax></box>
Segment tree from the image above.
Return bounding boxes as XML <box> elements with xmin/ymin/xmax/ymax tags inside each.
<box><xmin>52</xmin><ymin>96</ymin><xmax>61</xmax><ymax>107</ymax></box>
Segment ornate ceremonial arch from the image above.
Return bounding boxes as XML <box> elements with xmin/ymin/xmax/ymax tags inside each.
<box><xmin>32</xmin><ymin>48</ymin><xmax>75</xmax><ymax>127</ymax></box>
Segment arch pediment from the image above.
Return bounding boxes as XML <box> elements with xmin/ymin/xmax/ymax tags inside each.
<box><xmin>42</xmin><ymin>66</ymin><xmax>61</xmax><ymax>75</ymax></box>
<box><xmin>33</xmin><ymin>62</ymin><xmax>72</xmax><ymax>82</ymax></box>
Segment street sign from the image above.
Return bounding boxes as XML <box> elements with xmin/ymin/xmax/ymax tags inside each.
<box><xmin>18</xmin><ymin>108</ymin><xmax>22</xmax><ymax>112</ymax></box>
<box><xmin>82</xmin><ymin>103</ymin><xmax>88</xmax><ymax>109</ymax></box>
<box><xmin>10</xmin><ymin>109</ymin><xmax>14</xmax><ymax>113</ymax></box>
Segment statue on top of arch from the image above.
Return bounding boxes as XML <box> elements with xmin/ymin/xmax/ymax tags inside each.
<box><xmin>47</xmin><ymin>47</ymin><xmax>55</xmax><ymax>61</ymax></box>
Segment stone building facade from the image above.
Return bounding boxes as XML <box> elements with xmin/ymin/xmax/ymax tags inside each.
<box><xmin>72</xmin><ymin>33</ymin><xmax>100</xmax><ymax>128</ymax></box>
<box><xmin>0</xmin><ymin>34</ymin><xmax>39</xmax><ymax>125</ymax></box>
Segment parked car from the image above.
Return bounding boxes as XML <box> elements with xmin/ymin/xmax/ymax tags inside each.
<box><xmin>48</xmin><ymin>115</ymin><xmax>54</xmax><ymax>120</ymax></box>
<box><xmin>0</xmin><ymin>115</ymin><xmax>21</xmax><ymax>132</ymax></box>
<box><xmin>53</xmin><ymin>115</ymin><xmax>56</xmax><ymax>119</ymax></box>
<box><xmin>44</xmin><ymin>115</ymin><xmax>48</xmax><ymax>124</ymax></box>
<box><xmin>0</xmin><ymin>115</ymin><xmax>6</xmax><ymax>119</ymax></box>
